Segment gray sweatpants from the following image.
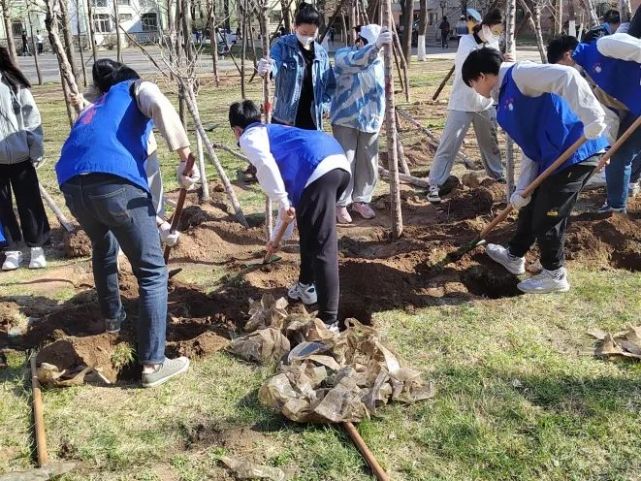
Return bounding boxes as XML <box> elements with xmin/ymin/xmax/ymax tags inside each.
<box><xmin>333</xmin><ymin>124</ymin><xmax>379</xmax><ymax>206</ymax></box>
<box><xmin>428</xmin><ymin>108</ymin><xmax>504</xmax><ymax>187</ymax></box>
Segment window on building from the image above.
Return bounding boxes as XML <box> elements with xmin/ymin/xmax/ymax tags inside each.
<box><xmin>117</xmin><ymin>0</ymin><xmax>130</xmax><ymax>5</ymax></box>
<box><xmin>92</xmin><ymin>0</ymin><xmax>108</xmax><ymax>7</ymax></box>
<box><xmin>118</xmin><ymin>13</ymin><xmax>133</xmax><ymax>23</ymax></box>
<box><xmin>141</xmin><ymin>12</ymin><xmax>158</xmax><ymax>31</ymax></box>
<box><xmin>11</xmin><ymin>21</ymin><xmax>23</xmax><ymax>37</ymax></box>
<box><xmin>139</xmin><ymin>0</ymin><xmax>154</xmax><ymax>7</ymax></box>
<box><xmin>94</xmin><ymin>13</ymin><xmax>112</xmax><ymax>32</ymax></box>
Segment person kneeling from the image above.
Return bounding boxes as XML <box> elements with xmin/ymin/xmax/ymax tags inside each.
<box><xmin>229</xmin><ymin>100</ymin><xmax>350</xmax><ymax>329</ymax></box>
<box><xmin>462</xmin><ymin>48</ymin><xmax>609</xmax><ymax>294</ymax></box>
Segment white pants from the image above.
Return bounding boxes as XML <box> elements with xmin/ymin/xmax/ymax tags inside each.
<box><xmin>428</xmin><ymin>108</ymin><xmax>504</xmax><ymax>187</ymax></box>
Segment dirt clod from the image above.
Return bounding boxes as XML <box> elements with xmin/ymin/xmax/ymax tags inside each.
<box><xmin>63</xmin><ymin>229</ymin><xmax>92</xmax><ymax>258</ymax></box>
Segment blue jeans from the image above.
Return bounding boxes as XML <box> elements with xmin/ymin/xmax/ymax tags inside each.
<box><xmin>61</xmin><ymin>174</ymin><xmax>168</xmax><ymax>364</ymax></box>
<box><xmin>606</xmin><ymin>111</ymin><xmax>641</xmax><ymax>209</ymax></box>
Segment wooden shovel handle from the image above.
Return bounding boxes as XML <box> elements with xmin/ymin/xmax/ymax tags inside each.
<box><xmin>263</xmin><ymin>214</ymin><xmax>292</xmax><ymax>263</ymax></box>
<box><xmin>342</xmin><ymin>422</ymin><xmax>389</xmax><ymax>481</ymax></box>
<box><xmin>164</xmin><ymin>153</ymin><xmax>196</xmax><ymax>264</ymax></box>
<box><xmin>31</xmin><ymin>355</ymin><xmax>49</xmax><ymax>467</ymax></box>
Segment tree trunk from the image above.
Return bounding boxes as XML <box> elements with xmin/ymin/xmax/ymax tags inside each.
<box><xmin>504</xmin><ymin>0</ymin><xmax>517</xmax><ymax>200</ymax></box>
<box><xmin>519</xmin><ymin>0</ymin><xmax>546</xmax><ymax>63</ymax></box>
<box><xmin>555</xmin><ymin>0</ymin><xmax>563</xmax><ymax>34</ymax></box>
<box><xmin>248</xmin><ymin>13</ymin><xmax>258</xmax><ymax>76</ymax></box>
<box><xmin>60</xmin><ymin>0</ymin><xmax>80</xmax><ymax>85</ymax></box>
<box><xmin>400</xmin><ymin>0</ymin><xmax>412</xmax><ymax>64</ymax></box>
<box><xmin>383</xmin><ymin>0</ymin><xmax>403</xmax><ymax>239</ymax></box>
<box><xmin>75</xmin><ymin>0</ymin><xmax>88</xmax><ymax>87</ymax></box>
<box><xmin>620</xmin><ymin>0</ymin><xmax>632</xmax><ymax>21</ymax></box>
<box><xmin>259</xmin><ymin>0</ymin><xmax>273</xmax><ymax>239</ymax></box>
<box><xmin>86</xmin><ymin>0</ymin><xmax>98</xmax><ymax>62</ymax></box>
<box><xmin>417</xmin><ymin>0</ymin><xmax>427</xmax><ymax>61</ymax></box>
<box><xmin>207</xmin><ymin>0</ymin><xmax>219</xmax><ymax>86</ymax></box>
<box><xmin>28</xmin><ymin>11</ymin><xmax>43</xmax><ymax>85</ymax></box>
<box><xmin>281</xmin><ymin>0</ymin><xmax>291</xmax><ymax>31</ymax></box>
<box><xmin>223</xmin><ymin>0</ymin><xmax>230</xmax><ymax>30</ymax></box>
<box><xmin>1</xmin><ymin>0</ymin><xmax>16</xmax><ymax>60</ymax></box>
<box><xmin>350</xmin><ymin>0</ymin><xmax>357</xmax><ymax>44</ymax></box>
<box><xmin>240</xmin><ymin>0</ymin><xmax>247</xmax><ymax>97</ymax></box>
<box><xmin>579</xmin><ymin>0</ymin><xmax>599</xmax><ymax>26</ymax></box>
<box><xmin>113</xmin><ymin>0</ymin><xmax>121</xmax><ymax>62</ymax></box>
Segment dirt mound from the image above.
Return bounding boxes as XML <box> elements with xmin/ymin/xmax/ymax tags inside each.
<box><xmin>0</xmin><ymin>301</ymin><xmax>23</xmax><ymax>328</ymax></box>
<box><xmin>63</xmin><ymin>229</ymin><xmax>92</xmax><ymax>258</ymax></box>
<box><xmin>178</xmin><ymin>205</ymin><xmax>213</xmax><ymax>231</ymax></box>
<box><xmin>441</xmin><ymin>187</ymin><xmax>494</xmax><ymax>221</ymax></box>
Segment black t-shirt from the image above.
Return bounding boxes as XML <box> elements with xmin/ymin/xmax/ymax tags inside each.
<box><xmin>295</xmin><ymin>42</ymin><xmax>317</xmax><ymax>130</ymax></box>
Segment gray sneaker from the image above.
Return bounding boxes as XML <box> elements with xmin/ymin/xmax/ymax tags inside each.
<box><xmin>142</xmin><ymin>357</ymin><xmax>190</xmax><ymax>388</ymax></box>
<box><xmin>105</xmin><ymin>310</ymin><xmax>127</xmax><ymax>334</ymax></box>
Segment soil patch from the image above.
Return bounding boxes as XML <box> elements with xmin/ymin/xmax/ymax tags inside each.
<box><xmin>63</xmin><ymin>229</ymin><xmax>92</xmax><ymax>258</ymax></box>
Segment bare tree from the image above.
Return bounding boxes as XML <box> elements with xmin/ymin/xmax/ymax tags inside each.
<box><xmin>206</xmin><ymin>0</ymin><xmax>219</xmax><ymax>86</ymax></box>
<box><xmin>417</xmin><ymin>0</ymin><xmax>427</xmax><ymax>61</ymax></box>
<box><xmin>59</xmin><ymin>0</ymin><xmax>80</xmax><ymax>81</ymax></box>
<box><xmin>74</xmin><ymin>0</ymin><xmax>88</xmax><ymax>86</ymax></box>
<box><xmin>1</xmin><ymin>0</ymin><xmax>17</xmax><ymax>59</ymax></box>
<box><xmin>579</xmin><ymin>0</ymin><xmax>599</xmax><ymax>26</ymax></box>
<box><xmin>27</xmin><ymin>3</ymin><xmax>43</xmax><ymax>85</ymax></box>
<box><xmin>113</xmin><ymin>0</ymin><xmax>122</xmax><ymax>62</ymax></box>
<box><xmin>86</xmin><ymin>0</ymin><xmax>98</xmax><ymax>61</ymax></box>
<box><xmin>259</xmin><ymin>0</ymin><xmax>273</xmax><ymax>238</ymax></box>
<box><xmin>504</xmin><ymin>0</ymin><xmax>516</xmax><ymax>200</ymax></box>
<box><xmin>399</xmin><ymin>0</ymin><xmax>412</xmax><ymax>64</ymax></box>
<box><xmin>518</xmin><ymin>0</ymin><xmax>547</xmax><ymax>63</ymax></box>
<box><xmin>620</xmin><ymin>0</ymin><xmax>632</xmax><ymax>21</ymax></box>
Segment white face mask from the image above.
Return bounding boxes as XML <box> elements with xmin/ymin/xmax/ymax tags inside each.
<box><xmin>481</xmin><ymin>25</ymin><xmax>500</xmax><ymax>44</ymax></box>
<box><xmin>296</xmin><ymin>32</ymin><xmax>315</xmax><ymax>47</ymax></box>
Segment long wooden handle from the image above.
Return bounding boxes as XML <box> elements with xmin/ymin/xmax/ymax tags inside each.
<box><xmin>479</xmin><ymin>135</ymin><xmax>587</xmax><ymax>240</ymax></box>
<box><xmin>164</xmin><ymin>153</ymin><xmax>196</xmax><ymax>264</ymax></box>
<box><xmin>432</xmin><ymin>65</ymin><xmax>455</xmax><ymax>101</ymax></box>
<box><xmin>342</xmin><ymin>422</ymin><xmax>389</xmax><ymax>481</ymax></box>
<box><xmin>263</xmin><ymin>215</ymin><xmax>292</xmax><ymax>263</ymax></box>
<box><xmin>39</xmin><ymin>183</ymin><xmax>75</xmax><ymax>233</ymax></box>
<box><xmin>30</xmin><ymin>355</ymin><xmax>49</xmax><ymax>467</ymax></box>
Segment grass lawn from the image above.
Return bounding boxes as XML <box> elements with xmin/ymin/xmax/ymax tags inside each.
<box><xmin>2</xmin><ymin>57</ymin><xmax>641</xmax><ymax>481</ymax></box>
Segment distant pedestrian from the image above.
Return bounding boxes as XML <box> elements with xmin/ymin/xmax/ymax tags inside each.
<box><xmin>36</xmin><ymin>31</ymin><xmax>44</xmax><ymax>54</ymax></box>
<box><xmin>21</xmin><ymin>31</ymin><xmax>30</xmax><ymax>56</ymax></box>
<box><xmin>439</xmin><ymin>16</ymin><xmax>450</xmax><ymax>49</ymax></box>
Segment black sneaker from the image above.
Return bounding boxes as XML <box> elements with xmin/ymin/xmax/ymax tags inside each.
<box><xmin>105</xmin><ymin>310</ymin><xmax>127</xmax><ymax>334</ymax></box>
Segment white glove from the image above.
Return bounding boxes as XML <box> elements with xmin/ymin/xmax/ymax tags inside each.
<box><xmin>375</xmin><ymin>30</ymin><xmax>394</xmax><ymax>49</ymax></box>
<box><xmin>510</xmin><ymin>192</ymin><xmax>531</xmax><ymax>211</ymax></box>
<box><xmin>159</xmin><ymin>221</ymin><xmax>180</xmax><ymax>247</ymax></box>
<box><xmin>584</xmin><ymin>120</ymin><xmax>607</xmax><ymax>140</ymax></box>
<box><xmin>176</xmin><ymin>161</ymin><xmax>201</xmax><ymax>190</ymax></box>
<box><xmin>257</xmin><ymin>58</ymin><xmax>273</xmax><ymax>77</ymax></box>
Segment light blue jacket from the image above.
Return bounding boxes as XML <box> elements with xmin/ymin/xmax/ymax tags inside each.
<box><xmin>270</xmin><ymin>34</ymin><xmax>335</xmax><ymax>129</ymax></box>
<box><xmin>330</xmin><ymin>44</ymin><xmax>385</xmax><ymax>133</ymax></box>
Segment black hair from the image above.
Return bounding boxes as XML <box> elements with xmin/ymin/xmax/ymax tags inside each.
<box><xmin>546</xmin><ymin>35</ymin><xmax>579</xmax><ymax>64</ymax></box>
<box><xmin>229</xmin><ymin>100</ymin><xmax>262</xmax><ymax>129</ymax></box>
<box><xmin>294</xmin><ymin>3</ymin><xmax>321</xmax><ymax>27</ymax></box>
<box><xmin>92</xmin><ymin>58</ymin><xmax>140</xmax><ymax>94</ymax></box>
<box><xmin>603</xmin><ymin>9</ymin><xmax>620</xmax><ymax>24</ymax></box>
<box><xmin>628</xmin><ymin>6</ymin><xmax>641</xmax><ymax>38</ymax></box>
<box><xmin>472</xmin><ymin>8</ymin><xmax>503</xmax><ymax>34</ymax></box>
<box><xmin>461</xmin><ymin>47</ymin><xmax>503</xmax><ymax>87</ymax></box>
<box><xmin>0</xmin><ymin>47</ymin><xmax>31</xmax><ymax>92</ymax></box>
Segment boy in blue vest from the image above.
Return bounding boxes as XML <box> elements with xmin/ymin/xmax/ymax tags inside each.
<box><xmin>229</xmin><ymin>100</ymin><xmax>350</xmax><ymax>330</ymax></box>
<box><xmin>461</xmin><ymin>48</ymin><xmax>608</xmax><ymax>294</ymax></box>
<box><xmin>57</xmin><ymin>60</ymin><xmax>196</xmax><ymax>387</ymax></box>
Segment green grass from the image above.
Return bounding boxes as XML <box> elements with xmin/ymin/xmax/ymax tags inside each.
<box><xmin>3</xmin><ymin>56</ymin><xmax>641</xmax><ymax>480</ymax></box>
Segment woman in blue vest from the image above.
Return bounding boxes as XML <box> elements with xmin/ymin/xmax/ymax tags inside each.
<box><xmin>229</xmin><ymin>100</ymin><xmax>350</xmax><ymax>330</ymax></box>
<box><xmin>257</xmin><ymin>3</ymin><xmax>335</xmax><ymax>130</ymax></box>
<box><xmin>461</xmin><ymin>48</ymin><xmax>608</xmax><ymax>294</ymax></box>
<box><xmin>56</xmin><ymin>59</ymin><xmax>197</xmax><ymax>387</ymax></box>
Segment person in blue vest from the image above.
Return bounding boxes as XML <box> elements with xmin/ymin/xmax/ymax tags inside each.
<box><xmin>56</xmin><ymin>59</ymin><xmax>196</xmax><ymax>387</ymax></box>
<box><xmin>461</xmin><ymin>48</ymin><xmax>608</xmax><ymax>294</ymax></box>
<box><xmin>582</xmin><ymin>9</ymin><xmax>621</xmax><ymax>43</ymax></box>
<box><xmin>229</xmin><ymin>100</ymin><xmax>350</xmax><ymax>330</ymax></box>
<box><xmin>572</xmin><ymin>11</ymin><xmax>641</xmax><ymax>212</ymax></box>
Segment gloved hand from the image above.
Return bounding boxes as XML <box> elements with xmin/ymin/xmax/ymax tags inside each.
<box><xmin>176</xmin><ymin>161</ymin><xmax>201</xmax><ymax>190</ymax></box>
<box><xmin>584</xmin><ymin>120</ymin><xmax>608</xmax><ymax>140</ymax></box>
<box><xmin>375</xmin><ymin>30</ymin><xmax>394</xmax><ymax>49</ymax></box>
<box><xmin>257</xmin><ymin>58</ymin><xmax>273</xmax><ymax>77</ymax></box>
<box><xmin>159</xmin><ymin>221</ymin><xmax>180</xmax><ymax>247</ymax></box>
<box><xmin>32</xmin><ymin>157</ymin><xmax>43</xmax><ymax>169</ymax></box>
<box><xmin>510</xmin><ymin>191</ymin><xmax>531</xmax><ymax>211</ymax></box>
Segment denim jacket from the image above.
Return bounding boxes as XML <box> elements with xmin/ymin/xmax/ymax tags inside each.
<box><xmin>330</xmin><ymin>44</ymin><xmax>385</xmax><ymax>133</ymax></box>
<box><xmin>270</xmin><ymin>34</ymin><xmax>335</xmax><ymax>130</ymax></box>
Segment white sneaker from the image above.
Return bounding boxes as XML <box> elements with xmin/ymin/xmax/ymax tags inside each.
<box><xmin>287</xmin><ymin>282</ymin><xmax>318</xmax><ymax>305</ymax></box>
<box><xmin>517</xmin><ymin>267</ymin><xmax>570</xmax><ymax>294</ymax></box>
<box><xmin>326</xmin><ymin>322</ymin><xmax>340</xmax><ymax>334</ymax></box>
<box><xmin>336</xmin><ymin>206</ymin><xmax>352</xmax><ymax>224</ymax></box>
<box><xmin>485</xmin><ymin>243</ymin><xmax>525</xmax><ymax>275</ymax></box>
<box><xmin>2</xmin><ymin>251</ymin><xmax>23</xmax><ymax>271</ymax></box>
<box><xmin>29</xmin><ymin>247</ymin><xmax>46</xmax><ymax>269</ymax></box>
<box><xmin>427</xmin><ymin>185</ymin><xmax>441</xmax><ymax>204</ymax></box>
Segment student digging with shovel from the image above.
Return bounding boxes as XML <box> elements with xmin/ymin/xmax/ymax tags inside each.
<box><xmin>462</xmin><ymin>48</ymin><xmax>609</xmax><ymax>294</ymax></box>
<box><xmin>229</xmin><ymin>100</ymin><xmax>350</xmax><ymax>331</ymax></box>
<box><xmin>56</xmin><ymin>59</ymin><xmax>197</xmax><ymax>387</ymax></box>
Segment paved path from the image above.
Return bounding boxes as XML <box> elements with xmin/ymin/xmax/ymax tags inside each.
<box><xmin>17</xmin><ymin>44</ymin><xmax>544</xmax><ymax>85</ymax></box>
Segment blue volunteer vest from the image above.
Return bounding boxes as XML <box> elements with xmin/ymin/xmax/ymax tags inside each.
<box><xmin>0</xmin><ymin>221</ymin><xmax>5</xmax><ymax>246</ymax></box>
<box><xmin>497</xmin><ymin>66</ymin><xmax>608</xmax><ymax>174</ymax></box>
<box><xmin>56</xmin><ymin>80</ymin><xmax>154</xmax><ymax>191</ymax></box>
<box><xmin>573</xmin><ymin>41</ymin><xmax>641</xmax><ymax>116</ymax></box>
<box><xmin>244</xmin><ymin>123</ymin><xmax>345</xmax><ymax>207</ymax></box>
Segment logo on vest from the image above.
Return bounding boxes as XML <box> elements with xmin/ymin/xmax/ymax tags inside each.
<box><xmin>77</xmin><ymin>95</ymin><xmax>106</xmax><ymax>126</ymax></box>
<box><xmin>593</xmin><ymin>63</ymin><xmax>602</xmax><ymax>74</ymax></box>
<box><xmin>502</xmin><ymin>96</ymin><xmax>515</xmax><ymax>112</ymax></box>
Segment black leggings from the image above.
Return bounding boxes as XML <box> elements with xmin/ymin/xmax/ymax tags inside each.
<box><xmin>297</xmin><ymin>169</ymin><xmax>350</xmax><ymax>325</ymax></box>
<box><xmin>0</xmin><ymin>160</ymin><xmax>50</xmax><ymax>250</ymax></box>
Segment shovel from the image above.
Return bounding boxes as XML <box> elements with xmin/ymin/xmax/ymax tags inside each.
<box><xmin>164</xmin><ymin>153</ymin><xmax>197</xmax><ymax>278</ymax></box>
<box><xmin>214</xmin><ymin>215</ymin><xmax>293</xmax><ymax>288</ymax></box>
<box><xmin>439</xmin><ymin>116</ymin><xmax>641</xmax><ymax>267</ymax></box>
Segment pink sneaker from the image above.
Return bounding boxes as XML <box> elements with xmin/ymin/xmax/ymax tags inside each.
<box><xmin>336</xmin><ymin>206</ymin><xmax>352</xmax><ymax>223</ymax></box>
<box><xmin>352</xmin><ymin>202</ymin><xmax>375</xmax><ymax>219</ymax></box>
